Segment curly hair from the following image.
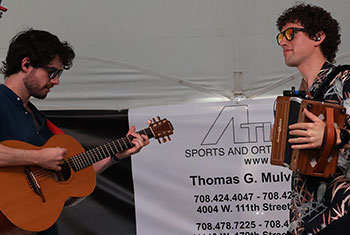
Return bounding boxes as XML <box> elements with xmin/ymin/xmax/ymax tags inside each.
<box><xmin>276</xmin><ymin>3</ymin><xmax>341</xmax><ymax>63</ymax></box>
<box><xmin>1</xmin><ymin>28</ymin><xmax>75</xmax><ymax>78</ymax></box>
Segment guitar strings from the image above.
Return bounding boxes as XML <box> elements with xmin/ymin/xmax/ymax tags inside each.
<box><xmin>28</xmin><ymin>127</ymin><xmax>157</xmax><ymax>180</ymax></box>
<box><xmin>29</xmin><ymin>135</ymin><xmax>137</xmax><ymax>180</ymax></box>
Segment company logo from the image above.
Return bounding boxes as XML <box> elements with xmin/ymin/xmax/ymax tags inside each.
<box><xmin>201</xmin><ymin>104</ymin><xmax>271</xmax><ymax>145</ymax></box>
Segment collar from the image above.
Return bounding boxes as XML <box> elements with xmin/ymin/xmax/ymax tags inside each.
<box><xmin>308</xmin><ymin>61</ymin><xmax>335</xmax><ymax>98</ymax></box>
<box><xmin>0</xmin><ymin>84</ymin><xmax>42</xmax><ymax>117</ymax></box>
<box><xmin>0</xmin><ymin>84</ymin><xmax>24</xmax><ymax>106</ymax></box>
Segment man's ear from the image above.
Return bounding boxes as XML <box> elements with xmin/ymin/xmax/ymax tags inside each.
<box><xmin>21</xmin><ymin>57</ymin><xmax>31</xmax><ymax>71</ymax></box>
<box><xmin>314</xmin><ymin>31</ymin><xmax>325</xmax><ymax>43</ymax></box>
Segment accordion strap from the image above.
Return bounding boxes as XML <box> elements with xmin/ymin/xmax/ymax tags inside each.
<box><xmin>314</xmin><ymin>107</ymin><xmax>336</xmax><ymax>173</ymax></box>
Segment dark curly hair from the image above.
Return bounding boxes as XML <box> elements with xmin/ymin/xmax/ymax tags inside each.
<box><xmin>276</xmin><ymin>3</ymin><xmax>341</xmax><ymax>63</ymax></box>
<box><xmin>1</xmin><ymin>28</ymin><xmax>75</xmax><ymax>78</ymax></box>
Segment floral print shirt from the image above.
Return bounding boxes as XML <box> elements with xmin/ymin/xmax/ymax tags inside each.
<box><xmin>290</xmin><ymin>62</ymin><xmax>350</xmax><ymax>234</ymax></box>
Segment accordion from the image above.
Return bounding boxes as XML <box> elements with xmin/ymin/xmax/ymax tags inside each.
<box><xmin>270</xmin><ymin>96</ymin><xmax>346</xmax><ymax>177</ymax></box>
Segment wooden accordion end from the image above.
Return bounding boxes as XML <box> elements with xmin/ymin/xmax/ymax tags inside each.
<box><xmin>270</xmin><ymin>96</ymin><xmax>346</xmax><ymax>177</ymax></box>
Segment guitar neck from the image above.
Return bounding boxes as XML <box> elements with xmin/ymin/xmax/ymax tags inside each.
<box><xmin>68</xmin><ymin>128</ymin><xmax>154</xmax><ymax>171</ymax></box>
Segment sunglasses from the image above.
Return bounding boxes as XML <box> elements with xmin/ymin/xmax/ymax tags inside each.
<box><xmin>276</xmin><ymin>27</ymin><xmax>305</xmax><ymax>45</ymax></box>
<box><xmin>43</xmin><ymin>66</ymin><xmax>64</xmax><ymax>79</ymax></box>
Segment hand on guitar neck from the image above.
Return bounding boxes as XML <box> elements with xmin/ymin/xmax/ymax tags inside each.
<box><xmin>93</xmin><ymin>125</ymin><xmax>150</xmax><ymax>174</ymax></box>
<box><xmin>0</xmin><ymin>125</ymin><xmax>149</xmax><ymax>174</ymax></box>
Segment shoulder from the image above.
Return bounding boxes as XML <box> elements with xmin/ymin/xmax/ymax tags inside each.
<box><xmin>0</xmin><ymin>85</ymin><xmax>9</xmax><ymax>106</ymax></box>
<box><xmin>0</xmin><ymin>84</ymin><xmax>7</xmax><ymax>95</ymax></box>
<box><xmin>327</xmin><ymin>65</ymin><xmax>350</xmax><ymax>88</ymax></box>
<box><xmin>332</xmin><ymin>65</ymin><xmax>350</xmax><ymax>78</ymax></box>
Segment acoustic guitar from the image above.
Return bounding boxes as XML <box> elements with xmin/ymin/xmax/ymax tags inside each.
<box><xmin>0</xmin><ymin>117</ymin><xmax>174</xmax><ymax>233</ymax></box>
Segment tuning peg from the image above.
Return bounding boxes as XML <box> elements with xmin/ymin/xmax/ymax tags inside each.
<box><xmin>162</xmin><ymin>138</ymin><xmax>167</xmax><ymax>143</ymax></box>
<box><xmin>157</xmin><ymin>139</ymin><xmax>161</xmax><ymax>144</ymax></box>
<box><xmin>157</xmin><ymin>116</ymin><xmax>161</xmax><ymax>121</ymax></box>
<box><xmin>147</xmin><ymin>119</ymin><xmax>152</xmax><ymax>125</ymax></box>
<box><xmin>167</xmin><ymin>136</ymin><xmax>171</xmax><ymax>141</ymax></box>
<box><xmin>152</xmin><ymin>117</ymin><xmax>157</xmax><ymax>123</ymax></box>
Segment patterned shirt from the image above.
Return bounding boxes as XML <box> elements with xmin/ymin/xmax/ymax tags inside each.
<box><xmin>290</xmin><ymin>62</ymin><xmax>350</xmax><ymax>234</ymax></box>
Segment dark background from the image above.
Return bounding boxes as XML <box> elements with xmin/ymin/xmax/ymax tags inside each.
<box><xmin>44</xmin><ymin>110</ymin><xmax>136</xmax><ymax>235</ymax></box>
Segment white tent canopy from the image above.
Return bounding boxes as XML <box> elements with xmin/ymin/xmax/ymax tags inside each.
<box><xmin>1</xmin><ymin>0</ymin><xmax>350</xmax><ymax>110</ymax></box>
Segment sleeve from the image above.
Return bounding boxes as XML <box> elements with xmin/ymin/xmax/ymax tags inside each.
<box><xmin>340</xmin><ymin>69</ymin><xmax>350</xmax><ymax>128</ymax></box>
<box><xmin>338</xmin><ymin>69</ymin><xmax>350</xmax><ymax>167</ymax></box>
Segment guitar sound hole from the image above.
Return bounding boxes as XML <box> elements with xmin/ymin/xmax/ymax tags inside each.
<box><xmin>52</xmin><ymin>160</ymin><xmax>71</xmax><ymax>182</ymax></box>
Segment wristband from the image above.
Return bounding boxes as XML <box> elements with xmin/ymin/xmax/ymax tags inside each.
<box><xmin>111</xmin><ymin>155</ymin><xmax>120</xmax><ymax>163</ymax></box>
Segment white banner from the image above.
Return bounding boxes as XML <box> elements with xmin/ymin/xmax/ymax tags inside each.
<box><xmin>129</xmin><ymin>98</ymin><xmax>291</xmax><ymax>235</ymax></box>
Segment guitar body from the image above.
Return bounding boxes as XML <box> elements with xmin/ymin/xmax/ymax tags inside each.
<box><xmin>0</xmin><ymin>117</ymin><xmax>174</xmax><ymax>233</ymax></box>
<box><xmin>0</xmin><ymin>134</ymin><xmax>96</xmax><ymax>232</ymax></box>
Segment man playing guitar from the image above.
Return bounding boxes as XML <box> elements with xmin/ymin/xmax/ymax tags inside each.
<box><xmin>0</xmin><ymin>29</ymin><xmax>149</xmax><ymax>234</ymax></box>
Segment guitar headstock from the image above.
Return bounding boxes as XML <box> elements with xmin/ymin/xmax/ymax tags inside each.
<box><xmin>149</xmin><ymin>116</ymin><xmax>174</xmax><ymax>144</ymax></box>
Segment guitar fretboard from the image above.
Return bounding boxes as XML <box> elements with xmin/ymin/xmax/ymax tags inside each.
<box><xmin>68</xmin><ymin>128</ymin><xmax>154</xmax><ymax>171</ymax></box>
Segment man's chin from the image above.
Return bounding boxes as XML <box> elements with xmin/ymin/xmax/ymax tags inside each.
<box><xmin>33</xmin><ymin>93</ymin><xmax>48</xmax><ymax>99</ymax></box>
<box><xmin>285</xmin><ymin>60</ymin><xmax>298</xmax><ymax>67</ymax></box>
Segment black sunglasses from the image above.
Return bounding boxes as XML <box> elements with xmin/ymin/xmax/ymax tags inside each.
<box><xmin>276</xmin><ymin>27</ymin><xmax>305</xmax><ymax>45</ymax></box>
<box><xmin>43</xmin><ymin>66</ymin><xmax>64</xmax><ymax>79</ymax></box>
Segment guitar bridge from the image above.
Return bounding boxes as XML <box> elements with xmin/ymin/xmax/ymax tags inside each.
<box><xmin>24</xmin><ymin>167</ymin><xmax>46</xmax><ymax>202</ymax></box>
